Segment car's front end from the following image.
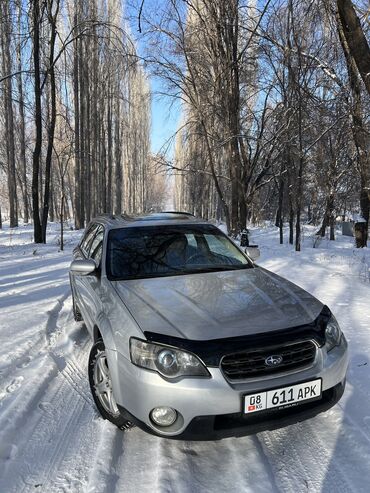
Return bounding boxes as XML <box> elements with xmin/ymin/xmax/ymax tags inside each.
<box><xmin>108</xmin><ymin>305</ymin><xmax>348</xmax><ymax>440</ymax></box>
<box><xmin>72</xmin><ymin>214</ymin><xmax>348</xmax><ymax>440</ymax></box>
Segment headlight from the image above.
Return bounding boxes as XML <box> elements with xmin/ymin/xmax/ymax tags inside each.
<box><xmin>130</xmin><ymin>338</ymin><xmax>210</xmax><ymax>379</ymax></box>
<box><xmin>325</xmin><ymin>315</ymin><xmax>342</xmax><ymax>352</ymax></box>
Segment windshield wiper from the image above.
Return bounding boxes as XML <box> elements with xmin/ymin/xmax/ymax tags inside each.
<box><xmin>186</xmin><ymin>265</ymin><xmax>250</xmax><ymax>273</ymax></box>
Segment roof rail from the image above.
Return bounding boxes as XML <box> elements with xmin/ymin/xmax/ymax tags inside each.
<box><xmin>98</xmin><ymin>213</ymin><xmax>116</xmax><ymax>220</ymax></box>
<box><xmin>160</xmin><ymin>211</ymin><xmax>195</xmax><ymax>217</ymax></box>
<box><xmin>120</xmin><ymin>213</ymin><xmax>135</xmax><ymax>221</ymax></box>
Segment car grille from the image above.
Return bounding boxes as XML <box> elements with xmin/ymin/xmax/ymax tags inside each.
<box><xmin>221</xmin><ymin>340</ymin><xmax>316</xmax><ymax>380</ymax></box>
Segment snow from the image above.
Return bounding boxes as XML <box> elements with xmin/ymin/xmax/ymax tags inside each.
<box><xmin>0</xmin><ymin>222</ymin><xmax>370</xmax><ymax>492</ymax></box>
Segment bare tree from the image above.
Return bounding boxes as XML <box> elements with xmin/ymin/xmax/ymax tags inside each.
<box><xmin>0</xmin><ymin>0</ymin><xmax>18</xmax><ymax>227</ymax></box>
<box><xmin>31</xmin><ymin>0</ymin><xmax>43</xmax><ymax>242</ymax></box>
<box><xmin>337</xmin><ymin>0</ymin><xmax>370</xmax><ymax>95</ymax></box>
<box><xmin>336</xmin><ymin>0</ymin><xmax>369</xmax><ymax>246</ymax></box>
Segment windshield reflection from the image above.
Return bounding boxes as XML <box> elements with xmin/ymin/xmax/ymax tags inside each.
<box><xmin>107</xmin><ymin>224</ymin><xmax>252</xmax><ymax>280</ymax></box>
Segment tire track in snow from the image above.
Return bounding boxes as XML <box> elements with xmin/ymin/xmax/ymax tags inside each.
<box><xmin>28</xmin><ymin>345</ymin><xmax>111</xmax><ymax>493</ymax></box>
<box><xmin>0</xmin><ymin>354</ymin><xmax>60</xmax><ymax>444</ymax></box>
<box><xmin>0</xmin><ymin>291</ymin><xmax>70</xmax><ymax>391</ymax></box>
<box><xmin>0</xmin><ymin>275</ymin><xmax>125</xmax><ymax>493</ymax></box>
<box><xmin>0</xmin><ymin>329</ymin><xmax>96</xmax><ymax>493</ymax></box>
<box><xmin>335</xmin><ymin>381</ymin><xmax>370</xmax><ymax>448</ymax></box>
<box><xmin>60</xmin><ymin>358</ymin><xmax>94</xmax><ymax>407</ymax></box>
<box><xmin>163</xmin><ymin>435</ymin><xmax>280</xmax><ymax>493</ymax></box>
<box><xmin>84</xmin><ymin>422</ymin><xmax>126</xmax><ymax>493</ymax></box>
<box><xmin>20</xmin><ymin>382</ymin><xmax>88</xmax><ymax>492</ymax></box>
<box><xmin>250</xmin><ymin>434</ymin><xmax>281</xmax><ymax>492</ymax></box>
<box><xmin>45</xmin><ymin>292</ymin><xmax>72</xmax><ymax>341</ymax></box>
<box><xmin>259</xmin><ymin>409</ymin><xmax>370</xmax><ymax>493</ymax></box>
<box><xmin>106</xmin><ymin>428</ymin><xmax>164</xmax><ymax>493</ymax></box>
<box><xmin>110</xmin><ymin>429</ymin><xmax>280</xmax><ymax>493</ymax></box>
<box><xmin>0</xmin><ymin>298</ymin><xmax>101</xmax><ymax>493</ymax></box>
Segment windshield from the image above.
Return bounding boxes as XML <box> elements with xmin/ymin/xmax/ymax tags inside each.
<box><xmin>107</xmin><ymin>224</ymin><xmax>252</xmax><ymax>280</ymax></box>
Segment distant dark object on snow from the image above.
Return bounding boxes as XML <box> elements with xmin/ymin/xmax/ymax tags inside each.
<box><xmin>341</xmin><ymin>221</ymin><xmax>354</xmax><ymax>237</ymax></box>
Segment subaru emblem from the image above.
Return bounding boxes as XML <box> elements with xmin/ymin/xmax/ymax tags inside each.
<box><xmin>265</xmin><ymin>355</ymin><xmax>283</xmax><ymax>367</ymax></box>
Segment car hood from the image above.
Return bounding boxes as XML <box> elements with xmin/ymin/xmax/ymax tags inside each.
<box><xmin>112</xmin><ymin>267</ymin><xmax>323</xmax><ymax>341</ymax></box>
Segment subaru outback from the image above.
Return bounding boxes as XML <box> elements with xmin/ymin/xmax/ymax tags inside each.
<box><xmin>69</xmin><ymin>212</ymin><xmax>348</xmax><ymax>440</ymax></box>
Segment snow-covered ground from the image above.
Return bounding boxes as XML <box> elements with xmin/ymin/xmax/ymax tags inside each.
<box><xmin>0</xmin><ymin>222</ymin><xmax>370</xmax><ymax>493</ymax></box>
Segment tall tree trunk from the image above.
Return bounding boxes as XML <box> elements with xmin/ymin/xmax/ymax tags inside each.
<box><xmin>329</xmin><ymin>194</ymin><xmax>335</xmax><ymax>241</ymax></box>
<box><xmin>78</xmin><ymin>23</ymin><xmax>86</xmax><ymax>226</ymax></box>
<box><xmin>317</xmin><ymin>204</ymin><xmax>329</xmax><ymax>237</ymax></box>
<box><xmin>289</xmin><ymin>201</ymin><xmax>294</xmax><ymax>245</ymax></box>
<box><xmin>228</xmin><ymin>2</ymin><xmax>242</xmax><ymax>233</ymax></box>
<box><xmin>337</xmin><ymin>9</ymin><xmax>369</xmax><ymax>246</ymax></box>
<box><xmin>1</xmin><ymin>0</ymin><xmax>18</xmax><ymax>228</ymax></box>
<box><xmin>16</xmin><ymin>0</ymin><xmax>28</xmax><ymax>223</ymax></box>
<box><xmin>295</xmin><ymin>104</ymin><xmax>304</xmax><ymax>252</ymax></box>
<box><xmin>91</xmin><ymin>0</ymin><xmax>98</xmax><ymax>218</ymax></box>
<box><xmin>42</xmin><ymin>0</ymin><xmax>59</xmax><ymax>243</ymax></box>
<box><xmin>86</xmin><ymin>77</ymin><xmax>91</xmax><ymax>223</ymax></box>
<box><xmin>337</xmin><ymin>0</ymin><xmax>370</xmax><ymax>95</ymax></box>
<box><xmin>73</xmin><ymin>8</ymin><xmax>82</xmax><ymax>229</ymax></box>
<box><xmin>276</xmin><ymin>171</ymin><xmax>284</xmax><ymax>244</ymax></box>
<box><xmin>114</xmin><ymin>96</ymin><xmax>122</xmax><ymax>214</ymax></box>
<box><xmin>107</xmin><ymin>83</ymin><xmax>113</xmax><ymax>213</ymax></box>
<box><xmin>101</xmin><ymin>122</ymin><xmax>107</xmax><ymax>212</ymax></box>
<box><xmin>31</xmin><ymin>0</ymin><xmax>43</xmax><ymax>242</ymax></box>
<box><xmin>287</xmin><ymin>150</ymin><xmax>294</xmax><ymax>245</ymax></box>
<box><xmin>201</xmin><ymin>119</ymin><xmax>231</xmax><ymax>232</ymax></box>
<box><xmin>83</xmin><ymin>36</ymin><xmax>91</xmax><ymax>223</ymax></box>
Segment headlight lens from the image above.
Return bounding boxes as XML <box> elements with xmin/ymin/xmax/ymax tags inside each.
<box><xmin>130</xmin><ymin>338</ymin><xmax>210</xmax><ymax>379</ymax></box>
<box><xmin>325</xmin><ymin>316</ymin><xmax>342</xmax><ymax>352</ymax></box>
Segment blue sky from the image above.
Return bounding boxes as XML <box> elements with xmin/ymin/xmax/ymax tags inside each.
<box><xmin>127</xmin><ymin>0</ymin><xmax>182</xmax><ymax>156</ymax></box>
<box><xmin>150</xmin><ymin>77</ymin><xmax>181</xmax><ymax>155</ymax></box>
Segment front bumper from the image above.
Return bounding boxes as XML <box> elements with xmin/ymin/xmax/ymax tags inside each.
<box><xmin>107</xmin><ymin>335</ymin><xmax>348</xmax><ymax>440</ymax></box>
<box><xmin>118</xmin><ymin>380</ymin><xmax>345</xmax><ymax>440</ymax></box>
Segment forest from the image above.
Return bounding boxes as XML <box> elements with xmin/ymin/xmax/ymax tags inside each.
<box><xmin>0</xmin><ymin>0</ymin><xmax>369</xmax><ymax>249</ymax></box>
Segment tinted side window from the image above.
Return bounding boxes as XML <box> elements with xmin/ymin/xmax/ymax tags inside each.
<box><xmin>81</xmin><ymin>224</ymin><xmax>98</xmax><ymax>257</ymax></box>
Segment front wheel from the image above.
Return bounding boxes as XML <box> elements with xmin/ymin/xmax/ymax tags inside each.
<box><xmin>88</xmin><ymin>340</ymin><xmax>133</xmax><ymax>430</ymax></box>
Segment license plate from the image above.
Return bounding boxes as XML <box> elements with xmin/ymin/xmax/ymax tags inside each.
<box><xmin>244</xmin><ymin>379</ymin><xmax>322</xmax><ymax>414</ymax></box>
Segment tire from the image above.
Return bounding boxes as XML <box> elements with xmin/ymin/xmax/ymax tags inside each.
<box><xmin>88</xmin><ymin>339</ymin><xmax>133</xmax><ymax>430</ymax></box>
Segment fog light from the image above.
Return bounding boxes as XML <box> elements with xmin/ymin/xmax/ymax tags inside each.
<box><xmin>150</xmin><ymin>407</ymin><xmax>177</xmax><ymax>427</ymax></box>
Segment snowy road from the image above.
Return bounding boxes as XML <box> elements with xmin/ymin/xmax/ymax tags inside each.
<box><xmin>1</xmin><ymin>224</ymin><xmax>370</xmax><ymax>492</ymax></box>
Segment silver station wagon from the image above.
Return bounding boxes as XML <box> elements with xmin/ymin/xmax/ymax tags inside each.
<box><xmin>69</xmin><ymin>212</ymin><xmax>348</xmax><ymax>440</ymax></box>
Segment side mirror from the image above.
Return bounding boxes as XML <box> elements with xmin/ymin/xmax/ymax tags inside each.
<box><xmin>70</xmin><ymin>258</ymin><xmax>97</xmax><ymax>276</ymax></box>
<box><xmin>245</xmin><ymin>246</ymin><xmax>260</xmax><ymax>262</ymax></box>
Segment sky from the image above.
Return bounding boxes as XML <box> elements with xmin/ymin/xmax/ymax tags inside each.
<box><xmin>150</xmin><ymin>77</ymin><xmax>181</xmax><ymax>156</ymax></box>
<box><xmin>126</xmin><ymin>0</ymin><xmax>182</xmax><ymax>157</ymax></box>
